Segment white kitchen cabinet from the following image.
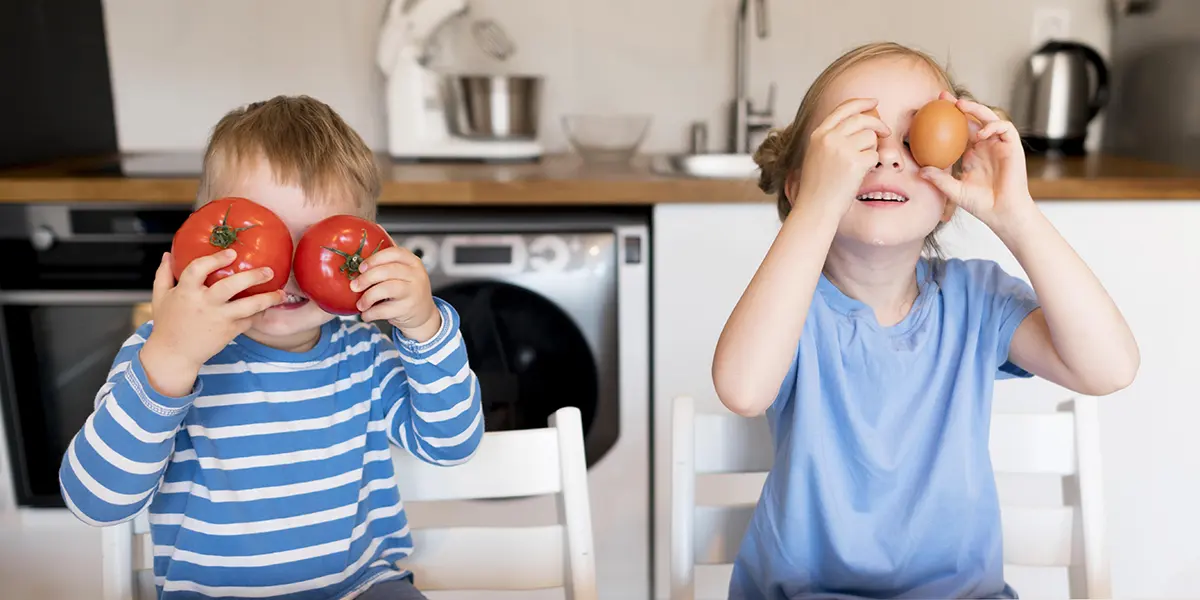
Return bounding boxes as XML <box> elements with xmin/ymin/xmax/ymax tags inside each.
<box><xmin>651</xmin><ymin>200</ymin><xmax>1200</xmax><ymax>600</ymax></box>
<box><xmin>651</xmin><ymin>202</ymin><xmax>780</xmax><ymax>600</ymax></box>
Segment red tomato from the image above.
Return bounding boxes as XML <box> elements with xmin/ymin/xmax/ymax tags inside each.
<box><xmin>293</xmin><ymin>214</ymin><xmax>395</xmax><ymax>315</ymax></box>
<box><xmin>170</xmin><ymin>197</ymin><xmax>293</xmax><ymax>300</ymax></box>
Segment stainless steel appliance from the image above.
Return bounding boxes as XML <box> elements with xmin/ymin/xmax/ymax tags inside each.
<box><xmin>0</xmin><ymin>203</ymin><xmax>182</xmax><ymax>508</ymax></box>
<box><xmin>1011</xmin><ymin>40</ymin><xmax>1111</xmax><ymax>155</ymax></box>
<box><xmin>1101</xmin><ymin>0</ymin><xmax>1200</xmax><ymax>169</ymax></box>
<box><xmin>377</xmin><ymin>208</ymin><xmax>652</xmax><ymax>600</ymax></box>
<box><xmin>376</xmin><ymin>0</ymin><xmax>544</xmax><ymax>162</ymax></box>
<box><xmin>443</xmin><ymin>74</ymin><xmax>542</xmax><ymax>140</ymax></box>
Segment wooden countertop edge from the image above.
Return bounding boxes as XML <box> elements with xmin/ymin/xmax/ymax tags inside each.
<box><xmin>1029</xmin><ymin>178</ymin><xmax>1200</xmax><ymax>200</ymax></box>
<box><xmin>0</xmin><ymin>177</ymin><xmax>764</xmax><ymax>204</ymax></box>
<box><xmin>1</xmin><ymin>176</ymin><xmax>1199</xmax><ymax>203</ymax></box>
<box><xmin>3</xmin><ymin>152</ymin><xmax>1199</xmax><ymax>202</ymax></box>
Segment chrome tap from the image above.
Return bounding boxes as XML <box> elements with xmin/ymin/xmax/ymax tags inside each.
<box><xmin>730</xmin><ymin>0</ymin><xmax>774</xmax><ymax>154</ymax></box>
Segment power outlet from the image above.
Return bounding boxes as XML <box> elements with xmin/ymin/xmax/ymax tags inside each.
<box><xmin>1031</xmin><ymin>7</ymin><xmax>1071</xmax><ymax>47</ymax></box>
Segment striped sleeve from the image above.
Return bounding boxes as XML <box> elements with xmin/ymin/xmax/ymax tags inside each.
<box><xmin>380</xmin><ymin>297</ymin><xmax>484</xmax><ymax>466</ymax></box>
<box><xmin>58</xmin><ymin>321</ymin><xmax>198</xmax><ymax>525</ymax></box>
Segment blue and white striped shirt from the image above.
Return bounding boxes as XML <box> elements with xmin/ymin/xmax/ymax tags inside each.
<box><xmin>58</xmin><ymin>297</ymin><xmax>484</xmax><ymax>599</ymax></box>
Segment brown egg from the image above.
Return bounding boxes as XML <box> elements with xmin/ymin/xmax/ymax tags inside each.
<box><xmin>908</xmin><ymin>99</ymin><xmax>969</xmax><ymax>170</ymax></box>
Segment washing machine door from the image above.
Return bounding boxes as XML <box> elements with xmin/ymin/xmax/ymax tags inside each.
<box><xmin>436</xmin><ymin>280</ymin><xmax>601</xmax><ymax>450</ymax></box>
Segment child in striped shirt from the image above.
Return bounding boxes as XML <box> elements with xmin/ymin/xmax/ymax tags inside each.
<box><xmin>58</xmin><ymin>95</ymin><xmax>483</xmax><ymax>600</ymax></box>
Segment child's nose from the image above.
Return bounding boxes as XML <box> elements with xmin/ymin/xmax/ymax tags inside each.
<box><xmin>874</xmin><ymin>140</ymin><xmax>906</xmax><ymax>171</ymax></box>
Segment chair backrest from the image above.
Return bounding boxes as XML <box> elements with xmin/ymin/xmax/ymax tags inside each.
<box><xmin>669</xmin><ymin>395</ymin><xmax>1110</xmax><ymax>600</ymax></box>
<box><xmin>102</xmin><ymin>407</ymin><xmax>596</xmax><ymax>600</ymax></box>
<box><xmin>392</xmin><ymin>406</ymin><xmax>597</xmax><ymax>599</ymax></box>
<box><xmin>100</xmin><ymin>305</ymin><xmax>159</xmax><ymax>600</ymax></box>
<box><xmin>101</xmin><ymin>513</ymin><xmax>151</xmax><ymax>600</ymax></box>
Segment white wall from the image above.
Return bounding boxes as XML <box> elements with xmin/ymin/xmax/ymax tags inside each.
<box><xmin>101</xmin><ymin>0</ymin><xmax>1111</xmax><ymax>155</ymax></box>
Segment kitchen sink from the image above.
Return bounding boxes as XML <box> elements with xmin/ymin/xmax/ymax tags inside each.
<box><xmin>652</xmin><ymin>153</ymin><xmax>760</xmax><ymax>179</ymax></box>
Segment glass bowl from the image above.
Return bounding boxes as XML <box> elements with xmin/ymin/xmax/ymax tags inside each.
<box><xmin>561</xmin><ymin>114</ymin><xmax>652</xmax><ymax>163</ymax></box>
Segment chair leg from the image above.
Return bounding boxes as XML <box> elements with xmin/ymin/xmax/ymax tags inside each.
<box><xmin>102</xmin><ymin>520</ymin><xmax>135</xmax><ymax>600</ymax></box>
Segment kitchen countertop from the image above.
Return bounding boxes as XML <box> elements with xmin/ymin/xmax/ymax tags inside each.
<box><xmin>0</xmin><ymin>152</ymin><xmax>1198</xmax><ymax>204</ymax></box>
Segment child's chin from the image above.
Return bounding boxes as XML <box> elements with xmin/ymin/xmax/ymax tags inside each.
<box><xmin>840</xmin><ymin>216</ymin><xmax>941</xmax><ymax>248</ymax></box>
<box><xmin>252</xmin><ymin>305</ymin><xmax>331</xmax><ymax>336</ymax></box>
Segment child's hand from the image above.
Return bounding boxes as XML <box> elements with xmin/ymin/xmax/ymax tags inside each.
<box><xmin>351</xmin><ymin>246</ymin><xmax>442</xmax><ymax>342</ymax></box>
<box><xmin>141</xmin><ymin>250</ymin><xmax>285</xmax><ymax>396</ymax></box>
<box><xmin>793</xmin><ymin>97</ymin><xmax>891</xmax><ymax>216</ymax></box>
<box><xmin>919</xmin><ymin>92</ymin><xmax>1037</xmax><ymax>233</ymax></box>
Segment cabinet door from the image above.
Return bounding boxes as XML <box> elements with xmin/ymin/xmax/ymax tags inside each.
<box><xmin>941</xmin><ymin>201</ymin><xmax>1200</xmax><ymax>597</ymax></box>
<box><xmin>651</xmin><ymin>202</ymin><xmax>780</xmax><ymax>599</ymax></box>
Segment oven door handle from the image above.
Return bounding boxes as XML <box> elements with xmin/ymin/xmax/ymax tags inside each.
<box><xmin>0</xmin><ymin>290</ymin><xmax>153</xmax><ymax>305</ymax></box>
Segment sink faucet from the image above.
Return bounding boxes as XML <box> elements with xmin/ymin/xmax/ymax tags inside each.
<box><xmin>730</xmin><ymin>0</ymin><xmax>774</xmax><ymax>154</ymax></box>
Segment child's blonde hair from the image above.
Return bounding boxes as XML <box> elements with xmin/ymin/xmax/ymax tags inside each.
<box><xmin>196</xmin><ymin>95</ymin><xmax>381</xmax><ymax>218</ymax></box>
<box><xmin>754</xmin><ymin>42</ymin><xmax>997</xmax><ymax>256</ymax></box>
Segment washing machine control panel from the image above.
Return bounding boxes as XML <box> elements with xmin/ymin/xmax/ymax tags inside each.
<box><xmin>392</xmin><ymin>233</ymin><xmax>612</xmax><ymax>277</ymax></box>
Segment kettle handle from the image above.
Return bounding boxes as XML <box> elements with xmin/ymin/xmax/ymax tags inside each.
<box><xmin>1042</xmin><ymin>40</ymin><xmax>1111</xmax><ymax>122</ymax></box>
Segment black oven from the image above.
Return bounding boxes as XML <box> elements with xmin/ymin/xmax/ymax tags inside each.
<box><xmin>0</xmin><ymin>203</ymin><xmax>190</xmax><ymax>507</ymax></box>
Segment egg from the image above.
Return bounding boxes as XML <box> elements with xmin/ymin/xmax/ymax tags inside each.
<box><xmin>908</xmin><ymin>99</ymin><xmax>969</xmax><ymax>170</ymax></box>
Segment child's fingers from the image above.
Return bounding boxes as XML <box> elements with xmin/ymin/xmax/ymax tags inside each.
<box><xmin>357</xmin><ymin>280</ymin><xmax>408</xmax><ymax>313</ymax></box>
<box><xmin>835</xmin><ymin>113</ymin><xmax>891</xmax><ymax>140</ymax></box>
<box><xmin>360</xmin><ymin>245</ymin><xmax>422</xmax><ymax>272</ymax></box>
<box><xmin>919</xmin><ymin>166</ymin><xmax>966</xmax><ymax>203</ymax></box>
<box><xmin>360</xmin><ymin>301</ymin><xmax>397</xmax><ymax>324</ymax></box>
<box><xmin>976</xmin><ymin>120</ymin><xmax>1019</xmax><ymax>144</ymax></box>
<box><xmin>350</xmin><ymin>262</ymin><xmax>414</xmax><ymax>293</ymax></box>
<box><xmin>359</xmin><ymin>246</ymin><xmax>403</xmax><ymax>269</ymax></box>
<box><xmin>848</xmin><ymin>129</ymin><xmax>881</xmax><ymax>152</ymax></box>
<box><xmin>178</xmin><ymin>249</ymin><xmax>236</xmax><ymax>288</ymax></box>
<box><xmin>225</xmin><ymin>289</ymin><xmax>286</xmax><ymax>320</ymax></box>
<box><xmin>954</xmin><ymin>97</ymin><xmax>1003</xmax><ymax>125</ymax></box>
<box><xmin>150</xmin><ymin>253</ymin><xmax>176</xmax><ymax>310</ymax></box>
<box><xmin>207</xmin><ymin>266</ymin><xmax>276</xmax><ymax>303</ymax></box>
<box><xmin>816</xmin><ymin>98</ymin><xmax>884</xmax><ymax>136</ymax></box>
<box><xmin>360</xmin><ymin>297</ymin><xmax>419</xmax><ymax>324</ymax></box>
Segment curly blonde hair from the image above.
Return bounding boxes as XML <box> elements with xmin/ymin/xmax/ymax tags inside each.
<box><xmin>754</xmin><ymin>42</ymin><xmax>1000</xmax><ymax>257</ymax></box>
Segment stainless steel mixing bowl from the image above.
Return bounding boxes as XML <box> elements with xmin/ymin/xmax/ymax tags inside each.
<box><xmin>441</xmin><ymin>75</ymin><xmax>543</xmax><ymax>140</ymax></box>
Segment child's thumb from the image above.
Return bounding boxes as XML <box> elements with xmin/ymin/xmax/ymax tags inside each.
<box><xmin>919</xmin><ymin>167</ymin><xmax>963</xmax><ymax>202</ymax></box>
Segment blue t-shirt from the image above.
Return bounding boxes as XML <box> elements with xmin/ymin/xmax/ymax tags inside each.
<box><xmin>728</xmin><ymin>257</ymin><xmax>1040</xmax><ymax>600</ymax></box>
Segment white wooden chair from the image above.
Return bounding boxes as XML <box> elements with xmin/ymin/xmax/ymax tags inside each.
<box><xmin>102</xmin><ymin>406</ymin><xmax>597</xmax><ymax>600</ymax></box>
<box><xmin>392</xmin><ymin>406</ymin><xmax>597</xmax><ymax>599</ymax></box>
<box><xmin>101</xmin><ymin>512</ymin><xmax>151</xmax><ymax>600</ymax></box>
<box><xmin>669</xmin><ymin>395</ymin><xmax>1111</xmax><ymax>600</ymax></box>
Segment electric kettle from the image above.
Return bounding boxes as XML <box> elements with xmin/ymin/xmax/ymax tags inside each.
<box><xmin>1011</xmin><ymin>40</ymin><xmax>1110</xmax><ymax>155</ymax></box>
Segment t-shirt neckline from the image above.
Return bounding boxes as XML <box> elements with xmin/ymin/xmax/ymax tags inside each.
<box><xmin>816</xmin><ymin>257</ymin><xmax>938</xmax><ymax>337</ymax></box>
<box><xmin>231</xmin><ymin>318</ymin><xmax>339</xmax><ymax>364</ymax></box>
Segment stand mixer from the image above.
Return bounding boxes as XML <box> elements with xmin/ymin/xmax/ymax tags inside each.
<box><xmin>377</xmin><ymin>0</ymin><xmax>543</xmax><ymax>162</ymax></box>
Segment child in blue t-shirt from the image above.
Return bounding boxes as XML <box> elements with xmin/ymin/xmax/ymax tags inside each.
<box><xmin>712</xmin><ymin>42</ymin><xmax>1139</xmax><ymax>600</ymax></box>
<box><xmin>58</xmin><ymin>95</ymin><xmax>481</xmax><ymax>600</ymax></box>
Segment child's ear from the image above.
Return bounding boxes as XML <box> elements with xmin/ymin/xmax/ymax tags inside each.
<box><xmin>784</xmin><ymin>170</ymin><xmax>800</xmax><ymax>207</ymax></box>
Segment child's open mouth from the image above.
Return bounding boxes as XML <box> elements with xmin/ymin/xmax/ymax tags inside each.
<box><xmin>856</xmin><ymin>191</ymin><xmax>909</xmax><ymax>203</ymax></box>
<box><xmin>275</xmin><ymin>291</ymin><xmax>309</xmax><ymax>310</ymax></box>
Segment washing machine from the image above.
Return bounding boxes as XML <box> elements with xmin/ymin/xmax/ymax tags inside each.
<box><xmin>374</xmin><ymin>208</ymin><xmax>652</xmax><ymax>599</ymax></box>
